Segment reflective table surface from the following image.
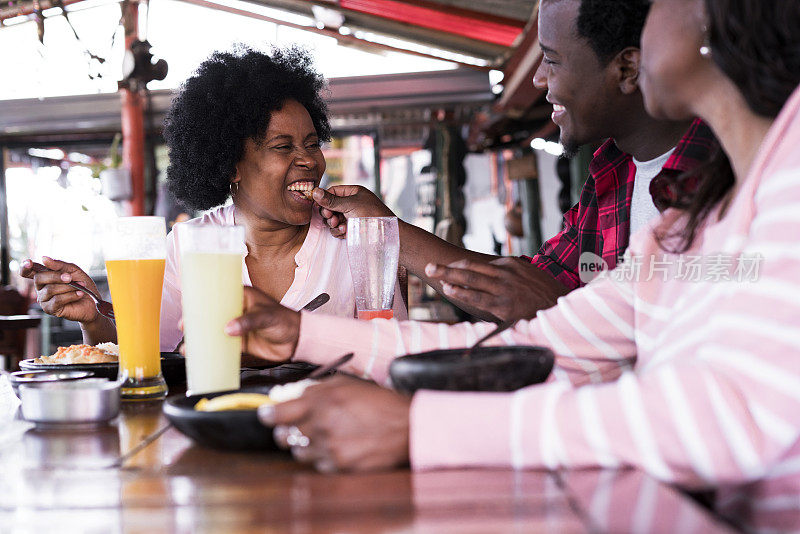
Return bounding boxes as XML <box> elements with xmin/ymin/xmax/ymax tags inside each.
<box><xmin>0</xmin><ymin>371</ymin><xmax>733</xmax><ymax>533</ymax></box>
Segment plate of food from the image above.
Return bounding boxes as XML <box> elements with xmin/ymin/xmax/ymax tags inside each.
<box><xmin>163</xmin><ymin>380</ymin><xmax>316</xmax><ymax>450</ymax></box>
<box><xmin>19</xmin><ymin>343</ymin><xmax>187</xmax><ymax>386</ymax></box>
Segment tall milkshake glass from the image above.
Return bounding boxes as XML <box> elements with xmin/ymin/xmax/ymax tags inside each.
<box><xmin>104</xmin><ymin>216</ymin><xmax>168</xmax><ymax>400</ymax></box>
<box><xmin>178</xmin><ymin>224</ymin><xmax>246</xmax><ymax>396</ymax></box>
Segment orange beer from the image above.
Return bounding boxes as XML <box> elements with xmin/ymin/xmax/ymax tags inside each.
<box><xmin>104</xmin><ymin>216</ymin><xmax>168</xmax><ymax>400</ymax></box>
<box><xmin>105</xmin><ymin>258</ymin><xmax>165</xmax><ymax>380</ymax></box>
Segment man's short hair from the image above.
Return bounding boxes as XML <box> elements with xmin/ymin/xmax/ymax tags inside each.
<box><xmin>545</xmin><ymin>0</ymin><xmax>651</xmax><ymax>64</ymax></box>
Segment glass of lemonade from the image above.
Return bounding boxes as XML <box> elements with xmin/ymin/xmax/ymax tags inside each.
<box><xmin>178</xmin><ymin>224</ymin><xmax>246</xmax><ymax>396</ymax></box>
<box><xmin>346</xmin><ymin>217</ymin><xmax>400</xmax><ymax>320</ymax></box>
<box><xmin>104</xmin><ymin>216</ymin><xmax>168</xmax><ymax>400</ymax></box>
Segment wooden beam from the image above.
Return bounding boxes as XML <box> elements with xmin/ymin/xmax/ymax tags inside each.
<box><xmin>0</xmin><ymin>0</ymin><xmax>84</xmax><ymax>22</ymax></box>
<box><xmin>497</xmin><ymin>3</ymin><xmax>545</xmax><ymax>116</ymax></box>
<box><xmin>0</xmin><ymin>147</ymin><xmax>9</xmax><ymax>285</ymax></box>
<box><xmin>338</xmin><ymin>0</ymin><xmax>524</xmax><ymax>46</ymax></box>
<box><xmin>120</xmin><ymin>0</ymin><xmax>146</xmax><ymax>216</ymax></box>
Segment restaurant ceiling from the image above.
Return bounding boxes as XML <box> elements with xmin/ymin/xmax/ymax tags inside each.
<box><xmin>236</xmin><ymin>0</ymin><xmax>534</xmax><ymax>60</ymax></box>
<box><xmin>1</xmin><ymin>0</ymin><xmax>551</xmax><ymax>150</ymax></box>
<box><xmin>1</xmin><ymin>0</ymin><xmax>535</xmax><ymax>67</ymax></box>
<box><xmin>0</xmin><ymin>68</ymin><xmax>493</xmax><ymax>146</ymax></box>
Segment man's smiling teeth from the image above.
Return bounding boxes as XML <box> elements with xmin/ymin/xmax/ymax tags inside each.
<box><xmin>553</xmin><ymin>104</ymin><xmax>566</xmax><ymax>113</ymax></box>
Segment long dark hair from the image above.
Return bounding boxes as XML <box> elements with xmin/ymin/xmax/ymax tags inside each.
<box><xmin>661</xmin><ymin>0</ymin><xmax>800</xmax><ymax>252</ymax></box>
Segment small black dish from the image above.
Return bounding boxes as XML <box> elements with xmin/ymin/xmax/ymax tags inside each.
<box><xmin>163</xmin><ymin>386</ymin><xmax>278</xmax><ymax>451</ymax></box>
<box><xmin>19</xmin><ymin>352</ymin><xmax>187</xmax><ymax>386</ymax></box>
<box><xmin>389</xmin><ymin>345</ymin><xmax>554</xmax><ymax>394</ymax></box>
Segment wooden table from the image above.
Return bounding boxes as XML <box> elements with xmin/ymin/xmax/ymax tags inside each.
<box><xmin>0</xmin><ymin>394</ymin><xmax>734</xmax><ymax>533</ymax></box>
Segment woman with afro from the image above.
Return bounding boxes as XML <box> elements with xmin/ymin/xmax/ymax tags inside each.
<box><xmin>21</xmin><ymin>45</ymin><xmax>407</xmax><ymax>352</ymax></box>
<box><xmin>159</xmin><ymin>44</ymin><xmax>407</xmax><ymax>350</ymax></box>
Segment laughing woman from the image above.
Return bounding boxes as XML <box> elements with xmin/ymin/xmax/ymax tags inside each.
<box><xmin>21</xmin><ymin>46</ymin><xmax>407</xmax><ymax>351</ymax></box>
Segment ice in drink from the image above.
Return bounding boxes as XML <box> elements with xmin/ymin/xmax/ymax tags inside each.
<box><xmin>180</xmin><ymin>251</ymin><xmax>243</xmax><ymax>395</ymax></box>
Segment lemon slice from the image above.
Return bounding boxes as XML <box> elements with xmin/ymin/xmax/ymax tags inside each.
<box><xmin>194</xmin><ymin>393</ymin><xmax>275</xmax><ymax>412</ymax></box>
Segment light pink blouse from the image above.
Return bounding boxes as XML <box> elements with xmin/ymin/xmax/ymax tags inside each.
<box><xmin>292</xmin><ymin>85</ymin><xmax>800</xmax><ymax>532</ymax></box>
<box><xmin>159</xmin><ymin>206</ymin><xmax>407</xmax><ymax>351</ymax></box>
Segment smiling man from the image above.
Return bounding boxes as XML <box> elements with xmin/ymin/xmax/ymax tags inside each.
<box><xmin>313</xmin><ymin>0</ymin><xmax>717</xmax><ymax>322</ymax></box>
<box><xmin>514</xmin><ymin>0</ymin><xmax>717</xmax><ymax>291</ymax></box>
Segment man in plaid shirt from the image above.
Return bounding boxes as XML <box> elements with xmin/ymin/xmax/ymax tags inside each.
<box><xmin>530</xmin><ymin>118</ymin><xmax>716</xmax><ymax>291</ymax></box>
<box><xmin>314</xmin><ymin>0</ymin><xmax>717</xmax><ymax>322</ymax></box>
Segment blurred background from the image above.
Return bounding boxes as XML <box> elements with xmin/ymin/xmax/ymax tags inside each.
<box><xmin>0</xmin><ymin>0</ymin><xmax>588</xmax><ymax>362</ymax></box>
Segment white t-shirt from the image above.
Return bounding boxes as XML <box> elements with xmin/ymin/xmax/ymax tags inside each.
<box><xmin>630</xmin><ymin>148</ymin><xmax>675</xmax><ymax>236</ymax></box>
<box><xmin>159</xmin><ymin>205</ymin><xmax>408</xmax><ymax>351</ymax></box>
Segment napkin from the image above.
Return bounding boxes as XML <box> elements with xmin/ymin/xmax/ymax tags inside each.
<box><xmin>267</xmin><ymin>379</ymin><xmax>320</xmax><ymax>403</ymax></box>
<box><xmin>0</xmin><ymin>375</ymin><xmax>33</xmax><ymax>447</ymax></box>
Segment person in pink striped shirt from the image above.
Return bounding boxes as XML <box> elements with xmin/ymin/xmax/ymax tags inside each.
<box><xmin>226</xmin><ymin>0</ymin><xmax>800</xmax><ymax>530</ymax></box>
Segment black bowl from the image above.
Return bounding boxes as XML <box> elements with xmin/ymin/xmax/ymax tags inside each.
<box><xmin>389</xmin><ymin>345</ymin><xmax>554</xmax><ymax>394</ymax></box>
<box><xmin>19</xmin><ymin>352</ymin><xmax>187</xmax><ymax>386</ymax></box>
<box><xmin>163</xmin><ymin>386</ymin><xmax>278</xmax><ymax>451</ymax></box>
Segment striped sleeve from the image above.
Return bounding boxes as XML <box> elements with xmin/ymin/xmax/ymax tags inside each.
<box><xmin>411</xmin><ymin>167</ymin><xmax>800</xmax><ymax>490</ymax></box>
<box><xmin>295</xmin><ymin>264</ymin><xmax>637</xmax><ymax>387</ymax></box>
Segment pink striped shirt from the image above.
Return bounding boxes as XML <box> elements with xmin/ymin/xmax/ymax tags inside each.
<box><xmin>294</xmin><ymin>86</ymin><xmax>800</xmax><ymax>531</ymax></box>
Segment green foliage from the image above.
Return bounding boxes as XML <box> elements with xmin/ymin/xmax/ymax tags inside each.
<box><xmin>109</xmin><ymin>132</ymin><xmax>123</xmax><ymax>168</ymax></box>
<box><xmin>90</xmin><ymin>132</ymin><xmax>123</xmax><ymax>178</ymax></box>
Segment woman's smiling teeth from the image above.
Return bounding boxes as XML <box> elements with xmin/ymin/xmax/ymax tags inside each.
<box><xmin>552</xmin><ymin>104</ymin><xmax>566</xmax><ymax>113</ymax></box>
<box><xmin>287</xmin><ymin>181</ymin><xmax>315</xmax><ymax>200</ymax></box>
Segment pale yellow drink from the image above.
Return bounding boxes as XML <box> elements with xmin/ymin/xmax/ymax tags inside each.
<box><xmin>180</xmin><ymin>251</ymin><xmax>243</xmax><ymax>395</ymax></box>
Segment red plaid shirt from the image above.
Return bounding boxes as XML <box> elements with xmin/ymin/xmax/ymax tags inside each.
<box><xmin>527</xmin><ymin>119</ymin><xmax>717</xmax><ymax>290</ymax></box>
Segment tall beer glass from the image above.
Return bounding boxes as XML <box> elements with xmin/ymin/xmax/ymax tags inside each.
<box><xmin>178</xmin><ymin>224</ymin><xmax>246</xmax><ymax>395</ymax></box>
<box><xmin>104</xmin><ymin>216</ymin><xmax>167</xmax><ymax>400</ymax></box>
<box><xmin>347</xmin><ymin>217</ymin><xmax>400</xmax><ymax>320</ymax></box>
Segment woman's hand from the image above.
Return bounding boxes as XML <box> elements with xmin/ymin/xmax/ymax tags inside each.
<box><xmin>20</xmin><ymin>257</ymin><xmax>103</xmax><ymax>325</ymax></box>
<box><xmin>259</xmin><ymin>375</ymin><xmax>412</xmax><ymax>472</ymax></box>
<box><xmin>225</xmin><ymin>286</ymin><xmax>302</xmax><ymax>363</ymax></box>
<box><xmin>313</xmin><ymin>185</ymin><xmax>395</xmax><ymax>239</ymax></box>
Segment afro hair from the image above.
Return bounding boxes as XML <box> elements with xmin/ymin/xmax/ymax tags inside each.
<box><xmin>163</xmin><ymin>45</ymin><xmax>331</xmax><ymax>211</ymax></box>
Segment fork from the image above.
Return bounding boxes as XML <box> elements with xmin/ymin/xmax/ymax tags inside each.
<box><xmin>29</xmin><ymin>261</ymin><xmax>116</xmax><ymax>322</ymax></box>
<box><xmin>305</xmin><ymin>352</ymin><xmax>354</xmax><ymax>379</ymax></box>
<box><xmin>461</xmin><ymin>319</ymin><xmax>515</xmax><ymax>359</ymax></box>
